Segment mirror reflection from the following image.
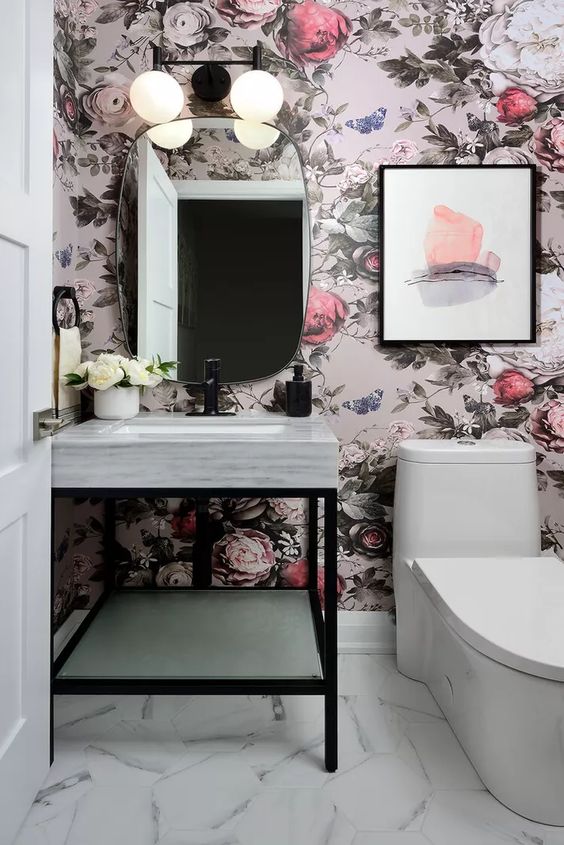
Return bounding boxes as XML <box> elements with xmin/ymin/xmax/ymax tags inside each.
<box><xmin>117</xmin><ymin>118</ymin><xmax>309</xmax><ymax>384</ymax></box>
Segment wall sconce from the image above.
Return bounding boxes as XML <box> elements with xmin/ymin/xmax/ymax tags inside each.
<box><xmin>130</xmin><ymin>42</ymin><xmax>283</xmax><ymax>127</ymax></box>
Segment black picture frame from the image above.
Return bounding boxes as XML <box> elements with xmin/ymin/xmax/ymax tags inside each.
<box><xmin>378</xmin><ymin>164</ymin><xmax>536</xmax><ymax>346</ymax></box>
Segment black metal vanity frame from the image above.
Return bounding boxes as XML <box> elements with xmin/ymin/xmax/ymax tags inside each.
<box><xmin>51</xmin><ymin>487</ymin><xmax>338</xmax><ymax>772</ymax></box>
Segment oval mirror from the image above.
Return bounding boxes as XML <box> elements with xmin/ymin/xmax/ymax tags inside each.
<box><xmin>116</xmin><ymin>117</ymin><xmax>310</xmax><ymax>384</ymax></box>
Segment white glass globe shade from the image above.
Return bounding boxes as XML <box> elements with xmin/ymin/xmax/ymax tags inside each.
<box><xmin>230</xmin><ymin>70</ymin><xmax>283</xmax><ymax>122</ymax></box>
<box><xmin>130</xmin><ymin>70</ymin><xmax>184</xmax><ymax>124</ymax></box>
<box><xmin>233</xmin><ymin>120</ymin><xmax>279</xmax><ymax>150</ymax></box>
<box><xmin>147</xmin><ymin>119</ymin><xmax>193</xmax><ymax>149</ymax></box>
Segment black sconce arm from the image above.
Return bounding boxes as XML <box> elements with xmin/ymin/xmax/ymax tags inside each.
<box><xmin>151</xmin><ymin>42</ymin><xmax>263</xmax><ymax>103</ymax></box>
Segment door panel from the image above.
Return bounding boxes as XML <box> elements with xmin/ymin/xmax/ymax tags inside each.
<box><xmin>0</xmin><ymin>0</ymin><xmax>53</xmax><ymax>841</ymax></box>
<box><xmin>138</xmin><ymin>136</ymin><xmax>178</xmax><ymax>369</ymax></box>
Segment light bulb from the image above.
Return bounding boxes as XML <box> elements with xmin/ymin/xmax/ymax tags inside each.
<box><xmin>129</xmin><ymin>70</ymin><xmax>184</xmax><ymax>124</ymax></box>
<box><xmin>233</xmin><ymin>120</ymin><xmax>279</xmax><ymax>150</ymax></box>
<box><xmin>147</xmin><ymin>119</ymin><xmax>193</xmax><ymax>149</ymax></box>
<box><xmin>230</xmin><ymin>70</ymin><xmax>283</xmax><ymax>122</ymax></box>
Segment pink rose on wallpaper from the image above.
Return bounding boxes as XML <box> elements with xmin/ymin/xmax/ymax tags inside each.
<box><xmin>53</xmin><ymin>130</ymin><xmax>60</xmax><ymax>167</ymax></box>
<box><xmin>215</xmin><ymin>0</ymin><xmax>282</xmax><ymax>28</ymax></box>
<box><xmin>493</xmin><ymin>370</ymin><xmax>534</xmax><ymax>405</ymax></box>
<box><xmin>171</xmin><ymin>511</ymin><xmax>196</xmax><ymax>539</ymax></box>
<box><xmin>59</xmin><ymin>85</ymin><xmax>78</xmax><ymax>130</ymax></box>
<box><xmin>82</xmin><ymin>83</ymin><xmax>133</xmax><ymax>127</ymax></box>
<box><xmin>352</xmin><ymin>245</ymin><xmax>379</xmax><ymax>281</ymax></box>
<box><xmin>534</xmin><ymin>119</ymin><xmax>564</xmax><ymax>172</ymax></box>
<box><xmin>280</xmin><ymin>559</ymin><xmax>344</xmax><ymax>608</ymax></box>
<box><xmin>531</xmin><ymin>399</ymin><xmax>564</xmax><ymax>453</ymax></box>
<box><xmin>495</xmin><ymin>88</ymin><xmax>537</xmax><ymax>125</ymax></box>
<box><xmin>266</xmin><ymin>498</ymin><xmax>306</xmax><ymax>523</ymax></box>
<box><xmin>274</xmin><ymin>0</ymin><xmax>352</xmax><ymax>67</ymax></box>
<box><xmin>212</xmin><ymin>529</ymin><xmax>276</xmax><ymax>586</ymax></box>
<box><xmin>303</xmin><ymin>288</ymin><xmax>348</xmax><ymax>345</ymax></box>
<box><xmin>390</xmin><ymin>139</ymin><xmax>418</xmax><ymax>163</ymax></box>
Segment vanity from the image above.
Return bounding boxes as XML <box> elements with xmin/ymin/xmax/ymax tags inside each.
<box><xmin>51</xmin><ymin>413</ymin><xmax>340</xmax><ymax>771</ymax></box>
<box><xmin>51</xmin><ymin>115</ymin><xmax>342</xmax><ymax>768</ymax></box>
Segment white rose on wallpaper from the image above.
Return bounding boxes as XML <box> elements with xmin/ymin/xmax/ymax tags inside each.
<box><xmin>339</xmin><ymin>442</ymin><xmax>367</xmax><ymax>471</ymax></box>
<box><xmin>163</xmin><ymin>3</ymin><xmax>212</xmax><ymax>49</ymax></box>
<box><xmin>485</xmin><ymin>346</ymin><xmax>564</xmax><ymax>386</ymax></box>
<box><xmin>482</xmin><ymin>146</ymin><xmax>533</xmax><ymax>164</ymax></box>
<box><xmin>82</xmin><ymin>82</ymin><xmax>133</xmax><ymax>127</ymax></box>
<box><xmin>479</xmin><ymin>0</ymin><xmax>564</xmax><ymax>101</ymax></box>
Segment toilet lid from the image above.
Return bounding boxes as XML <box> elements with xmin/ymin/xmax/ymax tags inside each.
<box><xmin>412</xmin><ymin>555</ymin><xmax>564</xmax><ymax>681</ymax></box>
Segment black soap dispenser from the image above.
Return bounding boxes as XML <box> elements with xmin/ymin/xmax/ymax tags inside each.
<box><xmin>286</xmin><ymin>364</ymin><xmax>312</xmax><ymax>417</ymax></box>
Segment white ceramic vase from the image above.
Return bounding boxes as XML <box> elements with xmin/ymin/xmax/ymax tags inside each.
<box><xmin>94</xmin><ymin>386</ymin><xmax>140</xmax><ymax>420</ymax></box>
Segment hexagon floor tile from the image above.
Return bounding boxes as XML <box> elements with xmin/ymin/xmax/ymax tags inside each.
<box><xmin>153</xmin><ymin>754</ymin><xmax>261</xmax><ymax>830</ymax></box>
<box><xmin>237</xmin><ymin>789</ymin><xmax>355</xmax><ymax>845</ymax></box>
<box><xmin>324</xmin><ymin>754</ymin><xmax>432</xmax><ymax>831</ymax></box>
<box><xmin>15</xmin><ymin>657</ymin><xmax>564</xmax><ymax>845</ymax></box>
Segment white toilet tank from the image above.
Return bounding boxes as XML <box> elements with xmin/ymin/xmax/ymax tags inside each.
<box><xmin>393</xmin><ymin>439</ymin><xmax>541</xmax><ymax>565</ymax></box>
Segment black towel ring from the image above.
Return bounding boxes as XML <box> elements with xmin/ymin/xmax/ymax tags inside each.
<box><xmin>52</xmin><ymin>286</ymin><xmax>81</xmax><ymax>336</ymax></box>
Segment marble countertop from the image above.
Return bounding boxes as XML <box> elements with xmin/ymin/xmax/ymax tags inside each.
<box><xmin>52</xmin><ymin>412</ymin><xmax>339</xmax><ymax>490</ymax></box>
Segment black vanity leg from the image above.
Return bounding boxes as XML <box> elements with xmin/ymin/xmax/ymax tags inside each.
<box><xmin>324</xmin><ymin>491</ymin><xmax>338</xmax><ymax>773</ymax></box>
<box><xmin>193</xmin><ymin>497</ymin><xmax>212</xmax><ymax>587</ymax></box>
<box><xmin>104</xmin><ymin>498</ymin><xmax>116</xmax><ymax>594</ymax></box>
<box><xmin>308</xmin><ymin>497</ymin><xmax>318</xmax><ymax>590</ymax></box>
<box><xmin>50</xmin><ymin>492</ymin><xmax>56</xmax><ymax>765</ymax></box>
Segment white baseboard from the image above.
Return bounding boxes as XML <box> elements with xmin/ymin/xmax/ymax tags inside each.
<box><xmin>338</xmin><ymin>610</ymin><xmax>396</xmax><ymax>654</ymax></box>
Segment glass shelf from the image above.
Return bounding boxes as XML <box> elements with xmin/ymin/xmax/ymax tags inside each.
<box><xmin>56</xmin><ymin>590</ymin><xmax>322</xmax><ymax>681</ymax></box>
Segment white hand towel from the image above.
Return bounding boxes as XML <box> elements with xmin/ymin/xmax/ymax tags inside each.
<box><xmin>53</xmin><ymin>326</ymin><xmax>82</xmax><ymax>416</ymax></box>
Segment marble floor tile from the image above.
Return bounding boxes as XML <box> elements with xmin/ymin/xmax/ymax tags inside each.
<box><xmin>377</xmin><ymin>673</ymin><xmax>444</xmax><ymax>724</ymax></box>
<box><xmin>404</xmin><ymin>722</ymin><xmax>484</xmax><ymax>790</ymax></box>
<box><xmin>153</xmin><ymin>753</ymin><xmax>261</xmax><ymax>830</ymax></box>
<box><xmin>65</xmin><ymin>787</ymin><xmax>154</xmax><ymax>845</ymax></box>
<box><xmin>236</xmin><ymin>789</ymin><xmax>355</xmax><ymax>845</ymax></box>
<box><xmin>339</xmin><ymin>695</ymin><xmax>406</xmax><ymax>755</ymax></box>
<box><xmin>338</xmin><ymin>655</ymin><xmax>392</xmax><ymax>697</ymax></box>
<box><xmin>171</xmin><ymin>696</ymin><xmax>282</xmax><ymax>751</ymax></box>
<box><xmin>53</xmin><ymin>695</ymin><xmax>122</xmax><ymax>735</ymax></box>
<box><xmin>86</xmin><ymin>719</ymin><xmax>187</xmax><ymax>786</ymax></box>
<box><xmin>17</xmin><ymin>657</ymin><xmax>564</xmax><ymax>845</ymax></box>
<box><xmin>422</xmin><ymin>790</ymin><xmax>547</xmax><ymax>845</ymax></box>
<box><xmin>325</xmin><ymin>754</ymin><xmax>432</xmax><ymax>832</ymax></box>
<box><xmin>158</xmin><ymin>831</ymin><xmax>240</xmax><ymax>845</ymax></box>
<box><xmin>353</xmin><ymin>835</ymin><xmax>432</xmax><ymax>845</ymax></box>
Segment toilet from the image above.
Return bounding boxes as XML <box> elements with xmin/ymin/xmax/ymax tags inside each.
<box><xmin>393</xmin><ymin>439</ymin><xmax>564</xmax><ymax>825</ymax></box>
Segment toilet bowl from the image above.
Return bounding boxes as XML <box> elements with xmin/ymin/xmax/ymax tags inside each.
<box><xmin>393</xmin><ymin>439</ymin><xmax>564</xmax><ymax>825</ymax></box>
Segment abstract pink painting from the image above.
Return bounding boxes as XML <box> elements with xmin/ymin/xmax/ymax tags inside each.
<box><xmin>380</xmin><ymin>165</ymin><xmax>535</xmax><ymax>343</ymax></box>
<box><xmin>409</xmin><ymin>204</ymin><xmax>502</xmax><ymax>307</ymax></box>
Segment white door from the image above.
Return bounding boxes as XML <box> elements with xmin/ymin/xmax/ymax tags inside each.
<box><xmin>138</xmin><ymin>137</ymin><xmax>178</xmax><ymax>369</ymax></box>
<box><xmin>0</xmin><ymin>0</ymin><xmax>53</xmax><ymax>841</ymax></box>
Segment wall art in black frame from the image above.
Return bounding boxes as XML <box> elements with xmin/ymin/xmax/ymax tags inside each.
<box><xmin>379</xmin><ymin>164</ymin><xmax>536</xmax><ymax>345</ymax></box>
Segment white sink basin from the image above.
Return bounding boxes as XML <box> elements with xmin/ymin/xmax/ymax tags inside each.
<box><xmin>118</xmin><ymin>419</ymin><xmax>287</xmax><ymax>436</ymax></box>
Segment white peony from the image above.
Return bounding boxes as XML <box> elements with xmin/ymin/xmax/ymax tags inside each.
<box><xmin>339</xmin><ymin>442</ymin><xmax>367</xmax><ymax>472</ymax></box>
<box><xmin>87</xmin><ymin>357</ymin><xmax>125</xmax><ymax>391</ymax></box>
<box><xmin>479</xmin><ymin>0</ymin><xmax>564</xmax><ymax>101</ymax></box>
<box><xmin>483</xmin><ymin>146</ymin><xmax>533</xmax><ymax>164</ymax></box>
<box><xmin>121</xmin><ymin>358</ymin><xmax>151</xmax><ymax>387</ymax></box>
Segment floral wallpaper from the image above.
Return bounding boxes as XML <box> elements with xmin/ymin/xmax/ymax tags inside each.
<box><xmin>53</xmin><ymin>0</ymin><xmax>564</xmax><ymax>624</ymax></box>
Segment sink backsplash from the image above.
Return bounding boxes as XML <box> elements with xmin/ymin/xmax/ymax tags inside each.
<box><xmin>53</xmin><ymin>0</ymin><xmax>564</xmax><ymax>624</ymax></box>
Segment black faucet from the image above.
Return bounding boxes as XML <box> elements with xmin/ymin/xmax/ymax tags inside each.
<box><xmin>186</xmin><ymin>358</ymin><xmax>222</xmax><ymax>416</ymax></box>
